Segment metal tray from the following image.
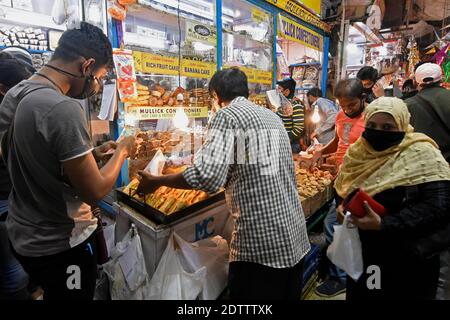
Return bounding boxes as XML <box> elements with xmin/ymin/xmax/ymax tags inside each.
<box><xmin>116</xmin><ymin>187</ymin><xmax>225</xmax><ymax>225</ymax></box>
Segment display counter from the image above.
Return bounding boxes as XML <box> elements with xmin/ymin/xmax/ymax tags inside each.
<box><xmin>114</xmin><ymin>199</ymin><xmax>232</xmax><ymax>280</ymax></box>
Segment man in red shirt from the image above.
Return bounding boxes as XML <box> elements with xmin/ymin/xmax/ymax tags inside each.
<box><xmin>312</xmin><ymin>79</ymin><xmax>366</xmax><ymax>298</ymax></box>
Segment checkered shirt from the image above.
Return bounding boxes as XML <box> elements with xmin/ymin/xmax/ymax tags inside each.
<box><xmin>183</xmin><ymin>97</ymin><xmax>310</xmax><ymax>268</ymax></box>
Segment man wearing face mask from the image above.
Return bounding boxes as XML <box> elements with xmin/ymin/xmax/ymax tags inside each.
<box><xmin>0</xmin><ymin>22</ymin><xmax>135</xmax><ymax>300</ymax></box>
<box><xmin>357</xmin><ymin>66</ymin><xmax>382</xmax><ymax>103</ymax></box>
<box><xmin>276</xmin><ymin>78</ymin><xmax>305</xmax><ymax>153</ymax></box>
<box><xmin>312</xmin><ymin>79</ymin><xmax>367</xmax><ymax>298</ymax></box>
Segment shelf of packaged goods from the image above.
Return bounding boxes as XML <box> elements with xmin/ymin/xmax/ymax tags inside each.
<box><xmin>0</xmin><ymin>46</ymin><xmax>51</xmax><ymax>54</ymax></box>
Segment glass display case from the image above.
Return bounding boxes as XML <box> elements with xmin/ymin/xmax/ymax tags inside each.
<box><xmin>221</xmin><ymin>0</ymin><xmax>273</xmax><ymax>95</ymax></box>
<box><xmin>117</xmin><ymin>1</ymin><xmax>215</xmax><ymax>182</ymax></box>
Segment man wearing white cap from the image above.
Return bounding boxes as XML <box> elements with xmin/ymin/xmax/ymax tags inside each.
<box><xmin>406</xmin><ymin>62</ymin><xmax>450</xmax><ymax>300</ymax></box>
<box><xmin>405</xmin><ymin>63</ymin><xmax>450</xmax><ymax>162</ymax></box>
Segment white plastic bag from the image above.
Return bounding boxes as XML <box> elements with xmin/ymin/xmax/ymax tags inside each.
<box><xmin>144</xmin><ymin>149</ymin><xmax>166</xmax><ymax>176</ymax></box>
<box><xmin>174</xmin><ymin>233</ymin><xmax>229</xmax><ymax>300</ymax></box>
<box><xmin>148</xmin><ymin>233</ymin><xmax>206</xmax><ymax>300</ymax></box>
<box><xmin>103</xmin><ymin>225</ymin><xmax>151</xmax><ymax>300</ymax></box>
<box><xmin>327</xmin><ymin>213</ymin><xmax>364</xmax><ymax>281</ymax></box>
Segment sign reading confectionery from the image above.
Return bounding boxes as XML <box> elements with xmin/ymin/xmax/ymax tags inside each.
<box><xmin>127</xmin><ymin>106</ymin><xmax>209</xmax><ymax>120</ymax></box>
<box><xmin>278</xmin><ymin>14</ymin><xmax>323</xmax><ymax>51</ymax></box>
<box><xmin>265</xmin><ymin>0</ymin><xmax>330</xmax><ymax>33</ymax></box>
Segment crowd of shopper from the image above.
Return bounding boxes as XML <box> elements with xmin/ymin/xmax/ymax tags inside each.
<box><xmin>1</xmin><ymin>21</ymin><xmax>449</xmax><ymax>301</ymax></box>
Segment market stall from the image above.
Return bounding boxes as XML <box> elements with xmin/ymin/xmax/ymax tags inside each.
<box><xmin>104</xmin><ymin>0</ymin><xmax>333</xmax><ymax>300</ymax></box>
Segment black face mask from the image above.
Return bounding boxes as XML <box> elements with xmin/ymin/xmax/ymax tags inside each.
<box><xmin>363</xmin><ymin>128</ymin><xmax>406</xmax><ymax>151</ymax></box>
<box><xmin>45</xmin><ymin>64</ymin><xmax>102</xmax><ymax>99</ymax></box>
<box><xmin>344</xmin><ymin>99</ymin><xmax>365</xmax><ymax>119</ymax></box>
<box><xmin>363</xmin><ymin>87</ymin><xmax>373</xmax><ymax>95</ymax></box>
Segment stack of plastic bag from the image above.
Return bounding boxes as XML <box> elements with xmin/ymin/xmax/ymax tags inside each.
<box><xmin>148</xmin><ymin>232</ymin><xmax>229</xmax><ymax>300</ymax></box>
<box><xmin>103</xmin><ymin>224</ymin><xmax>151</xmax><ymax>300</ymax></box>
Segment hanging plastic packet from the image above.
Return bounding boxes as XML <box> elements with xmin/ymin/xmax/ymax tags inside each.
<box><xmin>113</xmin><ymin>48</ymin><xmax>138</xmax><ymax>102</ymax></box>
<box><xmin>278</xmin><ymin>92</ymin><xmax>293</xmax><ymax>115</ymax></box>
<box><xmin>107</xmin><ymin>0</ymin><xmax>127</xmax><ymax>21</ymax></box>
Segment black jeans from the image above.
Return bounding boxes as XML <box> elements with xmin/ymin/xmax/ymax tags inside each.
<box><xmin>228</xmin><ymin>260</ymin><xmax>304</xmax><ymax>300</ymax></box>
<box><xmin>12</xmin><ymin>233</ymin><xmax>98</xmax><ymax>300</ymax></box>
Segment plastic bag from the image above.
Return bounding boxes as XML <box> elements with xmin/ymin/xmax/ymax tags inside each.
<box><xmin>174</xmin><ymin>233</ymin><xmax>229</xmax><ymax>300</ymax></box>
<box><xmin>148</xmin><ymin>233</ymin><xmax>206</xmax><ymax>300</ymax></box>
<box><xmin>108</xmin><ymin>0</ymin><xmax>127</xmax><ymax>21</ymax></box>
<box><xmin>103</xmin><ymin>225</ymin><xmax>151</xmax><ymax>300</ymax></box>
<box><xmin>144</xmin><ymin>149</ymin><xmax>166</xmax><ymax>176</ymax></box>
<box><xmin>327</xmin><ymin>213</ymin><xmax>364</xmax><ymax>281</ymax></box>
<box><xmin>113</xmin><ymin>48</ymin><xmax>138</xmax><ymax>102</ymax></box>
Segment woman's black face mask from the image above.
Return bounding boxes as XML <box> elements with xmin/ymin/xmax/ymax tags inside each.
<box><xmin>363</xmin><ymin>128</ymin><xmax>406</xmax><ymax>151</ymax></box>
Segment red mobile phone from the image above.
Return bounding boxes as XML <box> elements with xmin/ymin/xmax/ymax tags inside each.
<box><xmin>342</xmin><ymin>189</ymin><xmax>387</xmax><ymax>218</ymax></box>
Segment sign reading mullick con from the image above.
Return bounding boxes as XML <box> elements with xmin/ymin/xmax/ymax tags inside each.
<box><xmin>278</xmin><ymin>15</ymin><xmax>323</xmax><ymax>51</ymax></box>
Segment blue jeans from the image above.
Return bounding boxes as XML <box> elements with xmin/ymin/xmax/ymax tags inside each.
<box><xmin>0</xmin><ymin>218</ymin><xmax>30</xmax><ymax>300</ymax></box>
<box><xmin>324</xmin><ymin>200</ymin><xmax>347</xmax><ymax>282</ymax></box>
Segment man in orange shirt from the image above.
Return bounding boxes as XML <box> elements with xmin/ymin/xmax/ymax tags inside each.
<box><xmin>313</xmin><ymin>79</ymin><xmax>366</xmax><ymax>298</ymax></box>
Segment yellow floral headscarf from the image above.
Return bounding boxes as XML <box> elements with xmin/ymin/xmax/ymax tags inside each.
<box><xmin>334</xmin><ymin>97</ymin><xmax>450</xmax><ymax>199</ymax></box>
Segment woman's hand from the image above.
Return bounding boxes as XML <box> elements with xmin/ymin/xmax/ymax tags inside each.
<box><xmin>348</xmin><ymin>201</ymin><xmax>382</xmax><ymax>230</ymax></box>
<box><xmin>336</xmin><ymin>204</ymin><xmax>345</xmax><ymax>224</ymax></box>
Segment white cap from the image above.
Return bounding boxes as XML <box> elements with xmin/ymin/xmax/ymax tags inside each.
<box><xmin>415</xmin><ymin>63</ymin><xmax>442</xmax><ymax>85</ymax></box>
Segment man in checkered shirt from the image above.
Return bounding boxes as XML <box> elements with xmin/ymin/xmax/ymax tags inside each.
<box><xmin>138</xmin><ymin>68</ymin><xmax>310</xmax><ymax>299</ymax></box>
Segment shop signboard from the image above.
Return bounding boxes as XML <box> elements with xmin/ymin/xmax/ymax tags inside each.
<box><xmin>278</xmin><ymin>14</ymin><xmax>323</xmax><ymax>51</ymax></box>
<box><xmin>141</xmin><ymin>53</ymin><xmax>180</xmax><ymax>75</ymax></box>
<box><xmin>186</xmin><ymin>20</ymin><xmax>216</xmax><ymax>45</ymax></box>
<box><xmin>265</xmin><ymin>0</ymin><xmax>330</xmax><ymax>33</ymax></box>
<box><xmin>127</xmin><ymin>106</ymin><xmax>209</xmax><ymax>120</ymax></box>
<box><xmin>254</xmin><ymin>69</ymin><xmax>273</xmax><ymax>85</ymax></box>
<box><xmin>251</xmin><ymin>7</ymin><xmax>270</xmax><ymax>24</ymax></box>
<box><xmin>297</xmin><ymin>0</ymin><xmax>321</xmax><ymax>15</ymax></box>
<box><xmin>181</xmin><ymin>60</ymin><xmax>216</xmax><ymax>79</ymax></box>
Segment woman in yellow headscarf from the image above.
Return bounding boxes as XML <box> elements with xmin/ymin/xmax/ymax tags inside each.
<box><xmin>334</xmin><ymin>97</ymin><xmax>450</xmax><ymax>300</ymax></box>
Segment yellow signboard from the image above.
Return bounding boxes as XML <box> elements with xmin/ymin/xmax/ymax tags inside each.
<box><xmin>181</xmin><ymin>60</ymin><xmax>216</xmax><ymax>79</ymax></box>
<box><xmin>128</xmin><ymin>106</ymin><xmax>208</xmax><ymax>120</ymax></box>
<box><xmin>255</xmin><ymin>70</ymin><xmax>273</xmax><ymax>85</ymax></box>
<box><xmin>297</xmin><ymin>0</ymin><xmax>321</xmax><ymax>15</ymax></box>
<box><xmin>224</xmin><ymin>65</ymin><xmax>272</xmax><ymax>85</ymax></box>
<box><xmin>265</xmin><ymin>0</ymin><xmax>330</xmax><ymax>33</ymax></box>
<box><xmin>252</xmin><ymin>7</ymin><xmax>270</xmax><ymax>24</ymax></box>
<box><xmin>240</xmin><ymin>67</ymin><xmax>256</xmax><ymax>83</ymax></box>
<box><xmin>141</xmin><ymin>53</ymin><xmax>179</xmax><ymax>75</ymax></box>
<box><xmin>278</xmin><ymin>15</ymin><xmax>323</xmax><ymax>51</ymax></box>
<box><xmin>132</xmin><ymin>51</ymin><xmax>142</xmax><ymax>73</ymax></box>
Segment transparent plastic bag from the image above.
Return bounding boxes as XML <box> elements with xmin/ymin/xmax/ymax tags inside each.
<box><xmin>103</xmin><ymin>225</ymin><xmax>151</xmax><ymax>300</ymax></box>
<box><xmin>326</xmin><ymin>213</ymin><xmax>364</xmax><ymax>281</ymax></box>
